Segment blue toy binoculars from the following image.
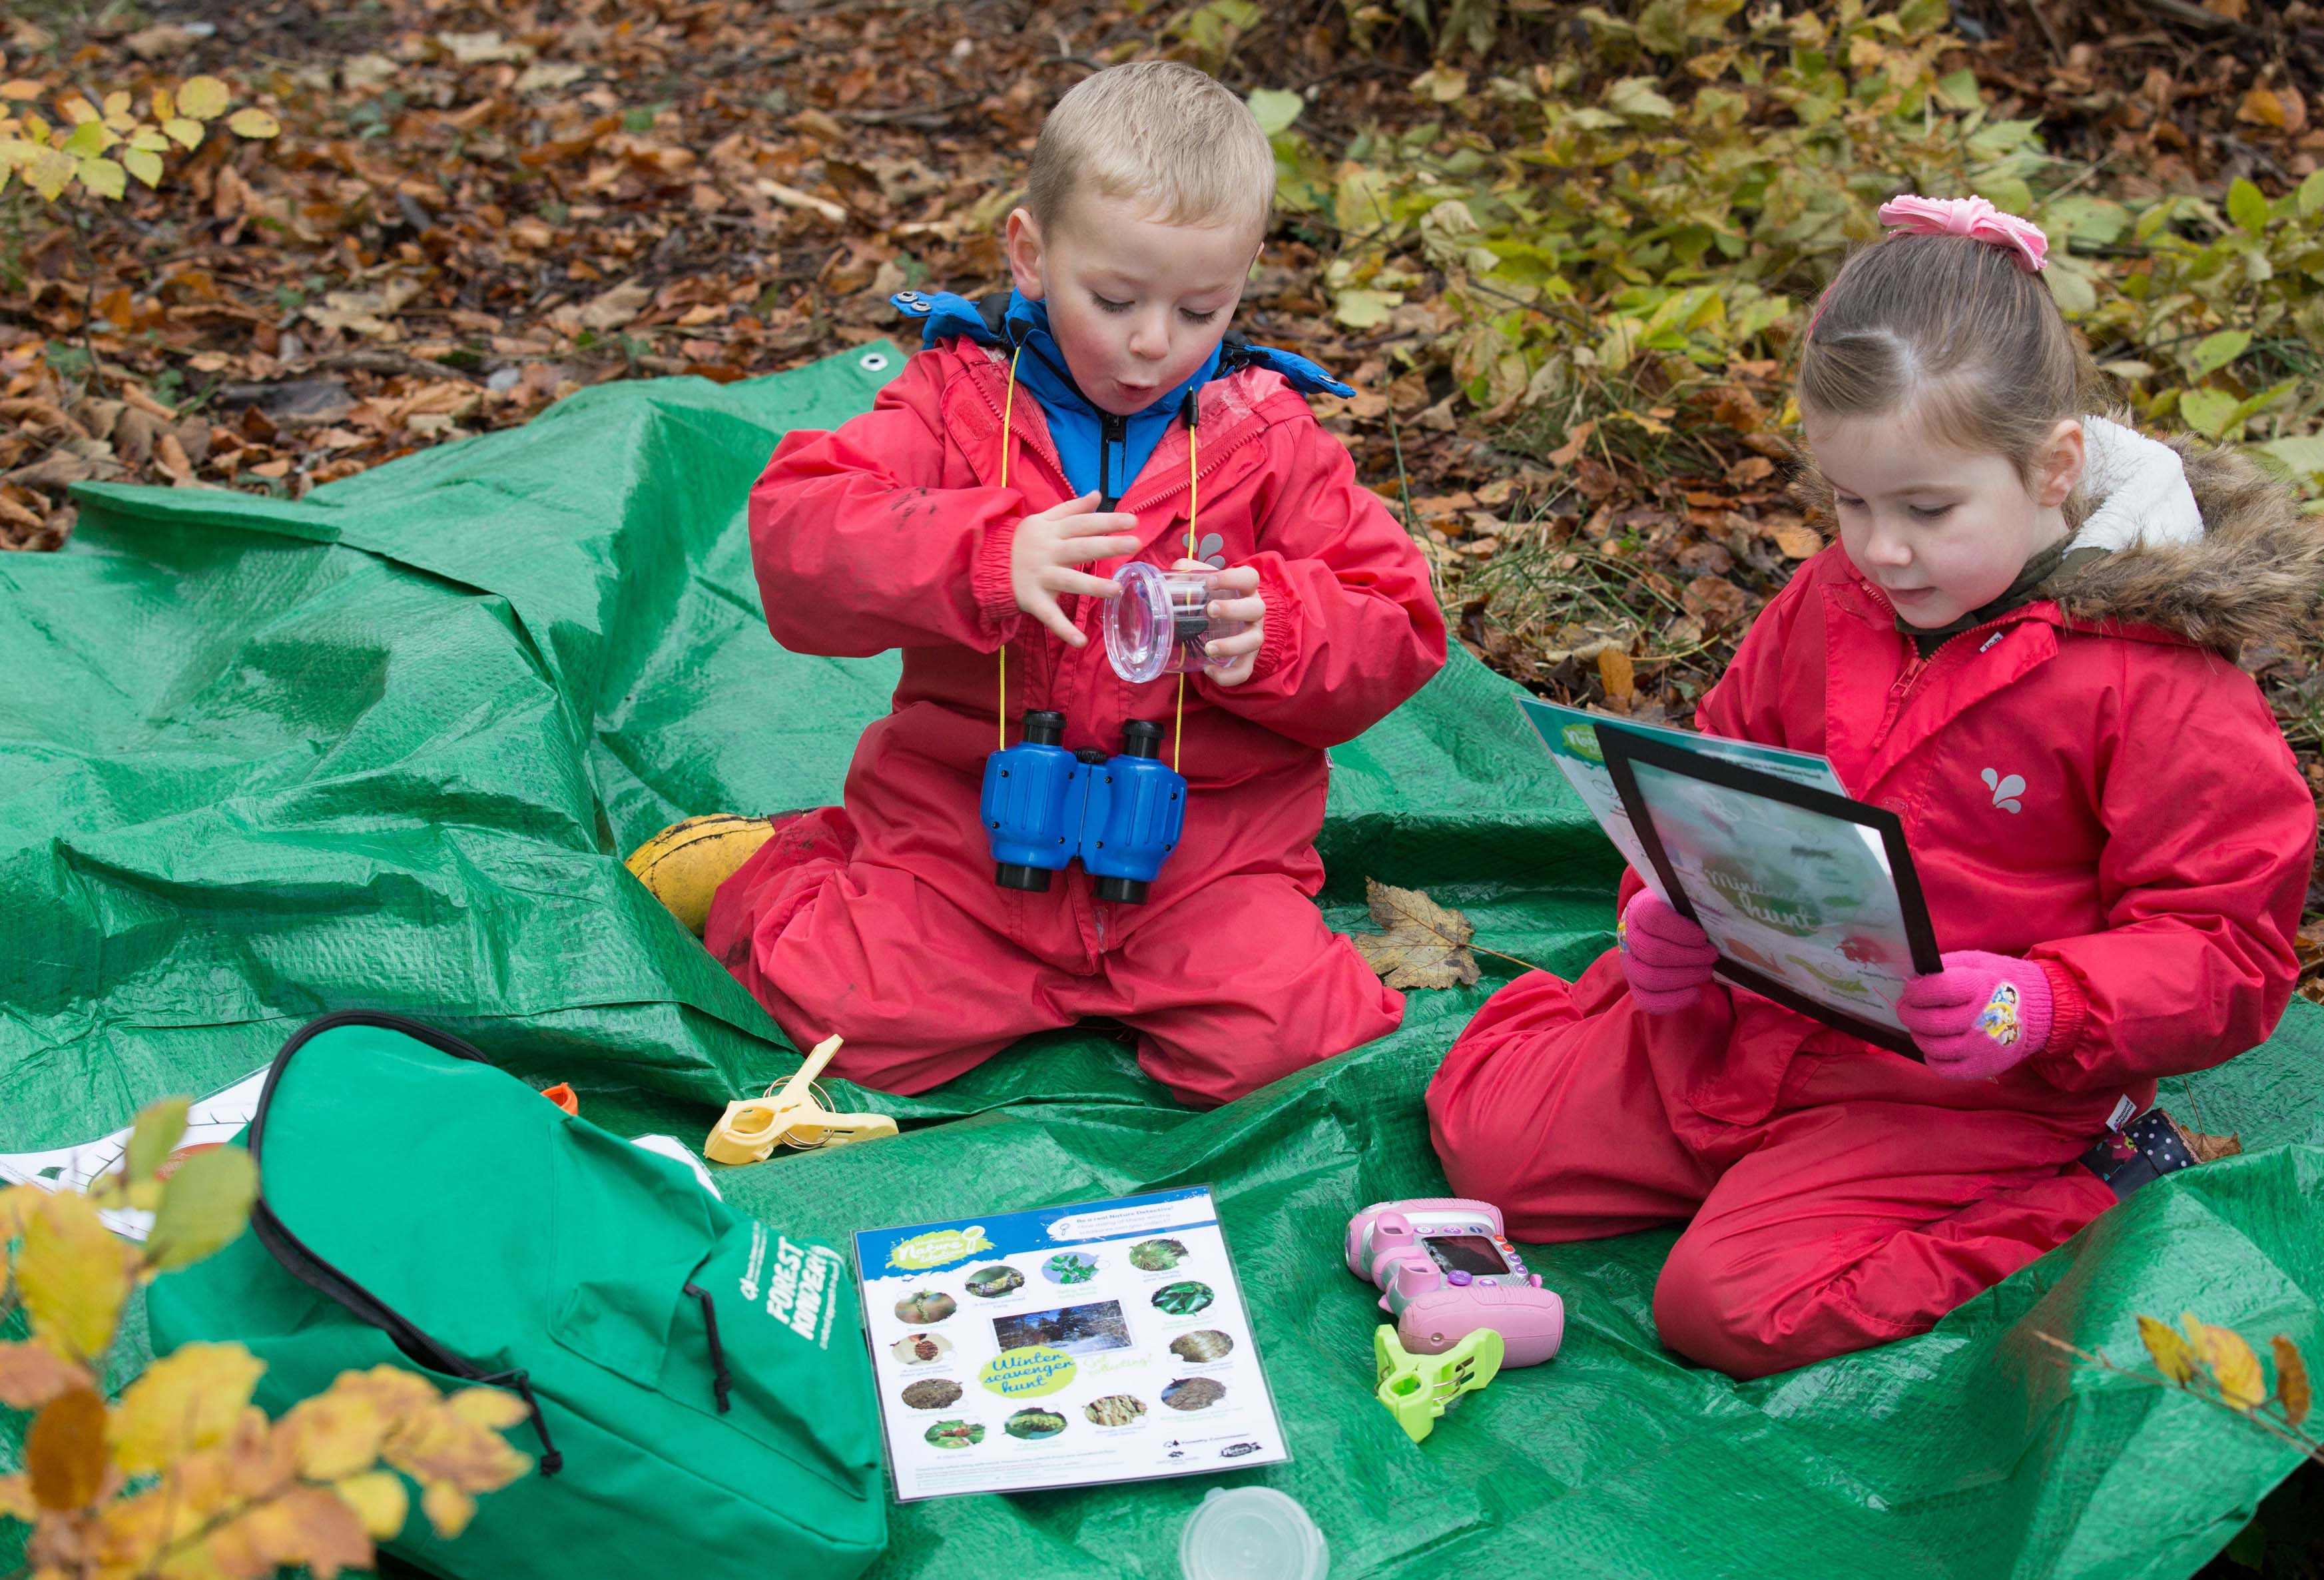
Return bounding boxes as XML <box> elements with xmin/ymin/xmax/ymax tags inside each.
<box><xmin>980</xmin><ymin>710</ymin><xmax>1186</xmax><ymax>905</ymax></box>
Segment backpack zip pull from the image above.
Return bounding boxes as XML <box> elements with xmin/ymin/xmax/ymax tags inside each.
<box><xmin>473</xmin><ymin>1366</ymin><xmax>560</xmax><ymax>1477</ymax></box>
<box><xmin>479</xmin><ymin>1367</ymin><xmax>565</xmax><ymax>1475</ymax></box>
<box><xmin>684</xmin><ymin>1280</ymin><xmax>734</xmax><ymax>1414</ymax></box>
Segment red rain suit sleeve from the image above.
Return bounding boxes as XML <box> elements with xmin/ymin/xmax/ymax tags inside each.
<box><xmin>2025</xmin><ymin>649</ymin><xmax>2311</xmax><ymax>1090</ymax></box>
<box><xmin>746</xmin><ymin>348</ymin><xmax>1029</xmax><ymax>657</ymax></box>
<box><xmin>1196</xmin><ymin>416</ymin><xmax>1448</xmax><ymax>748</ymax></box>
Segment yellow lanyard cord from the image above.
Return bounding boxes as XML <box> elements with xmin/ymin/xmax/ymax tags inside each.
<box><xmin>997</xmin><ymin>347</ymin><xmax>1021</xmax><ymax>755</ymax></box>
<box><xmin>994</xmin><ymin>358</ymin><xmax>1198</xmax><ymax>775</ymax></box>
<box><xmin>1173</xmin><ymin>414</ymin><xmax>1197</xmax><ymax>773</ymax></box>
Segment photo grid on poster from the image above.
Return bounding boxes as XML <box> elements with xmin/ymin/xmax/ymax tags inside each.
<box><xmin>855</xmin><ymin>1186</ymin><xmax>1289</xmax><ymax>1501</ymax></box>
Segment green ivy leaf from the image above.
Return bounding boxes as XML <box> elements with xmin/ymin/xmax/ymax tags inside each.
<box><xmin>2190</xmin><ymin>329</ymin><xmax>2251</xmax><ymax>375</ymax></box>
<box><xmin>1975</xmin><ymin>175</ymin><xmax>2034</xmax><ymax>218</ymax></box>
<box><xmin>1635</xmin><ymin>0</ymin><xmax>1691</xmax><ymax>54</ymax></box>
<box><xmin>1410</xmin><ymin>66</ymin><xmax>1468</xmax><ymax>104</ymax></box>
<box><xmin>1894</xmin><ymin>0</ymin><xmax>1950</xmax><ymax>34</ymax></box>
<box><xmin>2179</xmin><ymin>388</ymin><xmax>2241</xmax><ymax>440</ymax></box>
<box><xmin>176</xmin><ymin>75</ymin><xmax>230</xmax><ymax>121</ymax></box>
<box><xmin>2257</xmin><ymin>435</ymin><xmax>2324</xmax><ymax>482</ymax></box>
<box><xmin>1604</xmin><ymin>77</ymin><xmax>1677</xmax><ymax>122</ymax></box>
<box><xmin>1247</xmin><ymin>88</ymin><xmax>1302</xmax><ymax>138</ymax></box>
<box><xmin>61</xmin><ymin>119</ymin><xmax>114</xmax><ymax>159</ymax></box>
<box><xmin>2227</xmin><ymin>178</ymin><xmax>2271</xmax><ymax>234</ymax></box>
<box><xmin>1333</xmin><ymin>166</ymin><xmax>1395</xmax><ymax>235</ymax></box>
<box><xmin>1333</xmin><ymin>288</ymin><xmax>1401</xmax><ymax>329</ymax></box>
<box><xmin>2045</xmin><ymin>256</ymin><xmax>2097</xmax><ymax>316</ymax></box>
<box><xmin>2229</xmin><ymin>380</ymin><xmax>2297</xmax><ymax>429</ymax></box>
<box><xmin>2301</xmin><ymin>170</ymin><xmax>2324</xmax><ymax>220</ymax></box>
<box><xmin>1966</xmin><ymin>118</ymin><xmax>2040</xmax><ymax>158</ymax></box>
<box><xmin>1928</xmin><ymin>67</ymin><xmax>1978</xmax><ymax>112</ymax></box>
<box><xmin>2046</xmin><ymin>195</ymin><xmax>2130</xmax><ymax>249</ymax></box>
<box><xmin>26</xmin><ymin>147</ymin><xmax>75</xmax><ymax>202</ymax></box>
<box><xmin>125</xmin><ymin>1098</ymin><xmax>190</xmax><ymax>1184</ymax></box>
<box><xmin>145</xmin><ymin>1145</ymin><xmax>258</xmax><ymax>1272</ymax></box>
<box><xmin>75</xmin><ymin>157</ymin><xmax>125</xmax><ymax>200</ymax></box>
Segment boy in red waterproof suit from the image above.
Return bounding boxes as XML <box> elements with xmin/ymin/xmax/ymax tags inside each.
<box><xmin>1428</xmin><ymin>199</ymin><xmax>2321</xmax><ymax>1378</ymax></box>
<box><xmin>684</xmin><ymin>65</ymin><xmax>1444</xmax><ymax>1107</ymax></box>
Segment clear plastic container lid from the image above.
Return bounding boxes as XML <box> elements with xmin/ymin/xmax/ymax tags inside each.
<box><xmin>1179</xmin><ymin>1487</ymin><xmax>1330</xmax><ymax>1580</ymax></box>
<box><xmin>1105</xmin><ymin>561</ymin><xmax>1241</xmax><ymax>685</ymax></box>
<box><xmin>1105</xmin><ymin>560</ymin><xmax>1178</xmax><ymax>684</ymax></box>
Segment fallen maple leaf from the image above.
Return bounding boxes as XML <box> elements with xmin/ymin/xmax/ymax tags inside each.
<box><xmin>1348</xmin><ymin>880</ymin><xmax>1481</xmax><ymax>990</ymax></box>
<box><xmin>576</xmin><ymin>279</ymin><xmax>653</xmax><ymax>333</ymax></box>
<box><xmin>1771</xmin><ymin>522</ymin><xmax>1823</xmax><ymax>560</ymax></box>
<box><xmin>2273</xmin><ymin>1335</ymin><xmax>2311</xmax><ymax>1425</ymax></box>
<box><xmin>303</xmin><ymin>279</ymin><xmax>421</xmax><ymax>341</ymax></box>
<box><xmin>1597</xmin><ymin>647</ymin><xmax>1635</xmax><ymax>703</ymax></box>
<box><xmin>2167</xmin><ymin>1113</ymin><xmax>2243</xmax><ymax>1164</ymax></box>
<box><xmin>2237</xmin><ymin>87</ymin><xmax>2283</xmax><ymax>129</ymax></box>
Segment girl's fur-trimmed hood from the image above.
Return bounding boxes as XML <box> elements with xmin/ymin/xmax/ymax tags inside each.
<box><xmin>2055</xmin><ymin>432</ymin><xmax>2324</xmax><ymax>654</ymax></box>
<box><xmin>1793</xmin><ymin>416</ymin><xmax>2324</xmax><ymax>655</ymax></box>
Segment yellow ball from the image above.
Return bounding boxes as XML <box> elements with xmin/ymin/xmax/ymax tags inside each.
<box><xmin>622</xmin><ymin>814</ymin><xmax>776</xmax><ymax>937</ymax></box>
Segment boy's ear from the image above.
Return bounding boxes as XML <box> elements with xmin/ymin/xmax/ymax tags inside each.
<box><xmin>2036</xmin><ymin>417</ymin><xmax>2084</xmax><ymax>508</ymax></box>
<box><xmin>1004</xmin><ymin>208</ymin><xmax>1047</xmax><ymax>302</ymax></box>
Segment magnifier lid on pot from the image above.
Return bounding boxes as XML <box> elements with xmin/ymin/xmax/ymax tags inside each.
<box><xmin>1104</xmin><ymin>560</ymin><xmax>1175</xmax><ymax>684</ymax></box>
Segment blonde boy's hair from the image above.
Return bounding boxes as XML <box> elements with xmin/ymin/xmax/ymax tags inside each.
<box><xmin>1025</xmin><ymin>62</ymin><xmax>1275</xmax><ymax>238</ymax></box>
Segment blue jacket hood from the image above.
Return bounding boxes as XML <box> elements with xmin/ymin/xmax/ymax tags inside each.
<box><xmin>891</xmin><ymin>288</ymin><xmax>1353</xmax><ymax>506</ymax></box>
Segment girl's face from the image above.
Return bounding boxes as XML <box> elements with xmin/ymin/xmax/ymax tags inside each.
<box><xmin>1806</xmin><ymin>406</ymin><xmax>2084</xmax><ymax>630</ymax></box>
<box><xmin>1006</xmin><ymin>193</ymin><xmax>1260</xmax><ymax>416</ymax></box>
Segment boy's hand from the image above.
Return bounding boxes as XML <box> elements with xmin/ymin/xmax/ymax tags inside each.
<box><xmin>1012</xmin><ymin>492</ymin><xmax>1142</xmax><ymax>647</ymax></box>
<box><xmin>1175</xmin><ymin>558</ymin><xmax>1266</xmax><ymax>687</ymax></box>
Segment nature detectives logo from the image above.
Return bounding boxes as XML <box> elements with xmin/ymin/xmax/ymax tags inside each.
<box><xmin>887</xmin><ymin>1224</ymin><xmax>995</xmax><ymax>1272</ymax></box>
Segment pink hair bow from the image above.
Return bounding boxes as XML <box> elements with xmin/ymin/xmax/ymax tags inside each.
<box><xmin>1877</xmin><ymin>194</ymin><xmax>2048</xmax><ymax>272</ymax></box>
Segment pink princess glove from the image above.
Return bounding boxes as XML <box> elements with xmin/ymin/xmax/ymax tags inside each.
<box><xmin>1618</xmin><ymin>891</ymin><xmax>1719</xmax><ymax>1013</ymax></box>
<box><xmin>1895</xmin><ymin>951</ymin><xmax>2054</xmax><ymax>1078</ymax></box>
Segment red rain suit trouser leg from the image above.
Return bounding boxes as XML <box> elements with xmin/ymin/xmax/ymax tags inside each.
<box><xmin>705</xmin><ymin>809</ymin><xmax>1401</xmax><ymax>1110</ymax></box>
<box><xmin>1426</xmin><ymin>958</ymin><xmax>2120</xmax><ymax>1380</ymax></box>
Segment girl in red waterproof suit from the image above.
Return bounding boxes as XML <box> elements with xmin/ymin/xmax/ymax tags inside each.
<box><xmin>1428</xmin><ymin>196</ymin><xmax>2323</xmax><ymax>1379</ymax></box>
<box><xmin>692</xmin><ymin>66</ymin><xmax>1445</xmax><ymax>1108</ymax></box>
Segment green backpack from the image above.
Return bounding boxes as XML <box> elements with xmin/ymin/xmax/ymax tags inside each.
<box><xmin>146</xmin><ymin>1012</ymin><xmax>888</xmax><ymax>1580</ymax></box>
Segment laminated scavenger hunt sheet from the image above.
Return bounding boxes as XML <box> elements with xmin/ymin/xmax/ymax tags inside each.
<box><xmin>1515</xmin><ymin>695</ymin><xmax>1850</xmax><ymax>895</ymax></box>
<box><xmin>855</xmin><ymin>1186</ymin><xmax>1288</xmax><ymax>1500</ymax></box>
<box><xmin>1517</xmin><ymin>697</ymin><xmax>1944</xmax><ymax>1054</ymax></box>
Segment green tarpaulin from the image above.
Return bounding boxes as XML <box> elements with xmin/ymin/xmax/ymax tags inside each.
<box><xmin>4</xmin><ymin>346</ymin><xmax>2319</xmax><ymax>1578</ymax></box>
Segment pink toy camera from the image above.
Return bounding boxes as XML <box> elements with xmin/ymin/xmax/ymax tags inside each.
<box><xmin>1346</xmin><ymin>1197</ymin><xmax>1564</xmax><ymax>1368</ymax></box>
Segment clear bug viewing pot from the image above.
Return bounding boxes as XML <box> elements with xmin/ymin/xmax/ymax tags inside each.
<box><xmin>1104</xmin><ymin>561</ymin><xmax>1246</xmax><ymax>684</ymax></box>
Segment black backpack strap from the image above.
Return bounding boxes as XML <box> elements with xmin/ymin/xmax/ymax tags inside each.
<box><xmin>245</xmin><ymin>1010</ymin><xmax>564</xmax><ymax>1475</ymax></box>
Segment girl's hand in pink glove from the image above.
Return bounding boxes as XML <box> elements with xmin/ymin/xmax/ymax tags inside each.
<box><xmin>1618</xmin><ymin>891</ymin><xmax>1719</xmax><ymax>1013</ymax></box>
<box><xmin>1894</xmin><ymin>951</ymin><xmax>2054</xmax><ymax>1078</ymax></box>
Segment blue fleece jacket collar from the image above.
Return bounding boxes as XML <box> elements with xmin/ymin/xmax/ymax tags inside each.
<box><xmin>891</xmin><ymin>288</ymin><xmax>1354</xmax><ymax>504</ymax></box>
